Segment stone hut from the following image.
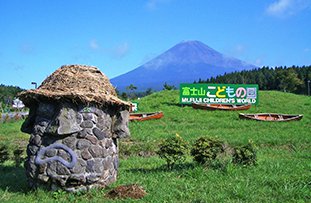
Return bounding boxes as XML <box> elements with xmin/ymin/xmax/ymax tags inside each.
<box><xmin>18</xmin><ymin>64</ymin><xmax>130</xmax><ymax>192</ymax></box>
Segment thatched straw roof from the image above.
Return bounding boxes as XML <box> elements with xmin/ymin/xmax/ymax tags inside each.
<box><xmin>18</xmin><ymin>64</ymin><xmax>130</xmax><ymax>107</ymax></box>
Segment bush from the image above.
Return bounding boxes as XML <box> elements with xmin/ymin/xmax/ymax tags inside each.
<box><xmin>0</xmin><ymin>145</ymin><xmax>9</xmax><ymax>164</ymax></box>
<box><xmin>13</xmin><ymin>148</ymin><xmax>25</xmax><ymax>167</ymax></box>
<box><xmin>119</xmin><ymin>138</ymin><xmax>156</xmax><ymax>158</ymax></box>
<box><xmin>232</xmin><ymin>141</ymin><xmax>257</xmax><ymax>166</ymax></box>
<box><xmin>191</xmin><ymin>137</ymin><xmax>224</xmax><ymax>165</ymax></box>
<box><xmin>157</xmin><ymin>134</ymin><xmax>189</xmax><ymax>169</ymax></box>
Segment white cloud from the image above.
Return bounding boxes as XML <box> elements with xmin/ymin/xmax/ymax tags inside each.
<box><xmin>254</xmin><ymin>58</ymin><xmax>263</xmax><ymax>66</ymax></box>
<box><xmin>20</xmin><ymin>43</ymin><xmax>35</xmax><ymax>54</ymax></box>
<box><xmin>225</xmin><ymin>44</ymin><xmax>246</xmax><ymax>58</ymax></box>
<box><xmin>139</xmin><ymin>53</ymin><xmax>158</xmax><ymax>65</ymax></box>
<box><xmin>267</xmin><ymin>0</ymin><xmax>292</xmax><ymax>15</ymax></box>
<box><xmin>89</xmin><ymin>39</ymin><xmax>100</xmax><ymax>50</ymax></box>
<box><xmin>146</xmin><ymin>0</ymin><xmax>171</xmax><ymax>10</ymax></box>
<box><xmin>235</xmin><ymin>44</ymin><xmax>246</xmax><ymax>55</ymax></box>
<box><xmin>266</xmin><ymin>0</ymin><xmax>311</xmax><ymax>17</ymax></box>
<box><xmin>113</xmin><ymin>42</ymin><xmax>129</xmax><ymax>58</ymax></box>
<box><xmin>86</xmin><ymin>40</ymin><xmax>129</xmax><ymax>58</ymax></box>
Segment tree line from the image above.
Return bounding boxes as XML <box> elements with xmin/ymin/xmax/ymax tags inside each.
<box><xmin>117</xmin><ymin>83</ymin><xmax>177</xmax><ymax>100</ymax></box>
<box><xmin>195</xmin><ymin>66</ymin><xmax>311</xmax><ymax>95</ymax></box>
<box><xmin>0</xmin><ymin>84</ymin><xmax>24</xmax><ymax>112</ymax></box>
<box><xmin>0</xmin><ymin>84</ymin><xmax>24</xmax><ymax>103</ymax></box>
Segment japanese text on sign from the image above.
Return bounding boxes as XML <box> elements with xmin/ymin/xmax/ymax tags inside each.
<box><xmin>180</xmin><ymin>83</ymin><xmax>258</xmax><ymax>105</ymax></box>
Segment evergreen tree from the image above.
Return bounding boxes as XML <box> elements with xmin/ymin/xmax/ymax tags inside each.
<box><xmin>126</xmin><ymin>84</ymin><xmax>137</xmax><ymax>99</ymax></box>
<box><xmin>163</xmin><ymin>83</ymin><xmax>176</xmax><ymax>90</ymax></box>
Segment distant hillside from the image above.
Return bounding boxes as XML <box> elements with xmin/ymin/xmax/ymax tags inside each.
<box><xmin>198</xmin><ymin>65</ymin><xmax>311</xmax><ymax>95</ymax></box>
<box><xmin>0</xmin><ymin>84</ymin><xmax>24</xmax><ymax>104</ymax></box>
<box><xmin>137</xmin><ymin>89</ymin><xmax>310</xmax><ymax>116</ymax></box>
<box><xmin>111</xmin><ymin>40</ymin><xmax>257</xmax><ymax>91</ymax></box>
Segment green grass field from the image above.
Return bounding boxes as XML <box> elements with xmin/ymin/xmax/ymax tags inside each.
<box><xmin>0</xmin><ymin>90</ymin><xmax>310</xmax><ymax>202</ymax></box>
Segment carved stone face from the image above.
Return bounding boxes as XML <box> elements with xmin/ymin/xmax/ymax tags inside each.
<box><xmin>22</xmin><ymin>101</ymin><xmax>130</xmax><ymax>139</ymax></box>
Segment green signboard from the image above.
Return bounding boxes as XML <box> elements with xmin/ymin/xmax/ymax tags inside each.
<box><xmin>130</xmin><ymin>102</ymin><xmax>138</xmax><ymax>112</ymax></box>
<box><xmin>180</xmin><ymin>83</ymin><xmax>259</xmax><ymax>105</ymax></box>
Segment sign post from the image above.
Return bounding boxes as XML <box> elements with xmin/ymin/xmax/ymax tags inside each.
<box><xmin>180</xmin><ymin>83</ymin><xmax>259</xmax><ymax>105</ymax></box>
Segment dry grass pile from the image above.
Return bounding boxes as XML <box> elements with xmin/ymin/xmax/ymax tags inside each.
<box><xmin>106</xmin><ymin>184</ymin><xmax>147</xmax><ymax>199</ymax></box>
<box><xmin>18</xmin><ymin>64</ymin><xmax>129</xmax><ymax>107</ymax></box>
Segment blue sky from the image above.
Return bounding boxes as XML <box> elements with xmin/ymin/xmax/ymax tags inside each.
<box><xmin>1</xmin><ymin>0</ymin><xmax>311</xmax><ymax>89</ymax></box>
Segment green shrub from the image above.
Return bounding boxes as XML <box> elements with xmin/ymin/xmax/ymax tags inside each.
<box><xmin>13</xmin><ymin>148</ymin><xmax>25</xmax><ymax>167</ymax></box>
<box><xmin>157</xmin><ymin>134</ymin><xmax>189</xmax><ymax>169</ymax></box>
<box><xmin>191</xmin><ymin>137</ymin><xmax>224</xmax><ymax>165</ymax></box>
<box><xmin>0</xmin><ymin>144</ymin><xmax>9</xmax><ymax>164</ymax></box>
<box><xmin>4</xmin><ymin>114</ymin><xmax>10</xmax><ymax>123</ymax></box>
<box><xmin>232</xmin><ymin>140</ymin><xmax>257</xmax><ymax>166</ymax></box>
<box><xmin>119</xmin><ymin>138</ymin><xmax>156</xmax><ymax>158</ymax></box>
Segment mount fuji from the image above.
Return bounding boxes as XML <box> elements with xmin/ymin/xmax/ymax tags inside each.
<box><xmin>111</xmin><ymin>40</ymin><xmax>258</xmax><ymax>91</ymax></box>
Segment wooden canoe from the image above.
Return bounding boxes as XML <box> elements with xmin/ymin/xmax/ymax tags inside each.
<box><xmin>129</xmin><ymin>111</ymin><xmax>164</xmax><ymax>121</ymax></box>
<box><xmin>239</xmin><ymin>113</ymin><xmax>303</xmax><ymax>122</ymax></box>
<box><xmin>192</xmin><ymin>103</ymin><xmax>251</xmax><ymax>111</ymax></box>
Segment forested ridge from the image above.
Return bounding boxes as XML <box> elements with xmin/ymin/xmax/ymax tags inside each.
<box><xmin>196</xmin><ymin>65</ymin><xmax>311</xmax><ymax>95</ymax></box>
<box><xmin>0</xmin><ymin>84</ymin><xmax>24</xmax><ymax>105</ymax></box>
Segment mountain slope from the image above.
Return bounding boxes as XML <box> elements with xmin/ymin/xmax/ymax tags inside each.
<box><xmin>111</xmin><ymin>40</ymin><xmax>258</xmax><ymax>91</ymax></box>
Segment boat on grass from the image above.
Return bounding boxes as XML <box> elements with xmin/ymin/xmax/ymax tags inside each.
<box><xmin>239</xmin><ymin>113</ymin><xmax>303</xmax><ymax>122</ymax></box>
<box><xmin>192</xmin><ymin>103</ymin><xmax>251</xmax><ymax>111</ymax></box>
<box><xmin>129</xmin><ymin>111</ymin><xmax>164</xmax><ymax>121</ymax></box>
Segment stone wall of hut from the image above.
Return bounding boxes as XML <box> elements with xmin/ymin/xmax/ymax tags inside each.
<box><xmin>23</xmin><ymin>101</ymin><xmax>129</xmax><ymax>192</ymax></box>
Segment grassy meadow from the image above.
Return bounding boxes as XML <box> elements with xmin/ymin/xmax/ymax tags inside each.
<box><xmin>0</xmin><ymin>90</ymin><xmax>310</xmax><ymax>202</ymax></box>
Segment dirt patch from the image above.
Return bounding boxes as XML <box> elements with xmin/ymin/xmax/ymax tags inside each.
<box><xmin>106</xmin><ymin>184</ymin><xmax>147</xmax><ymax>199</ymax></box>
